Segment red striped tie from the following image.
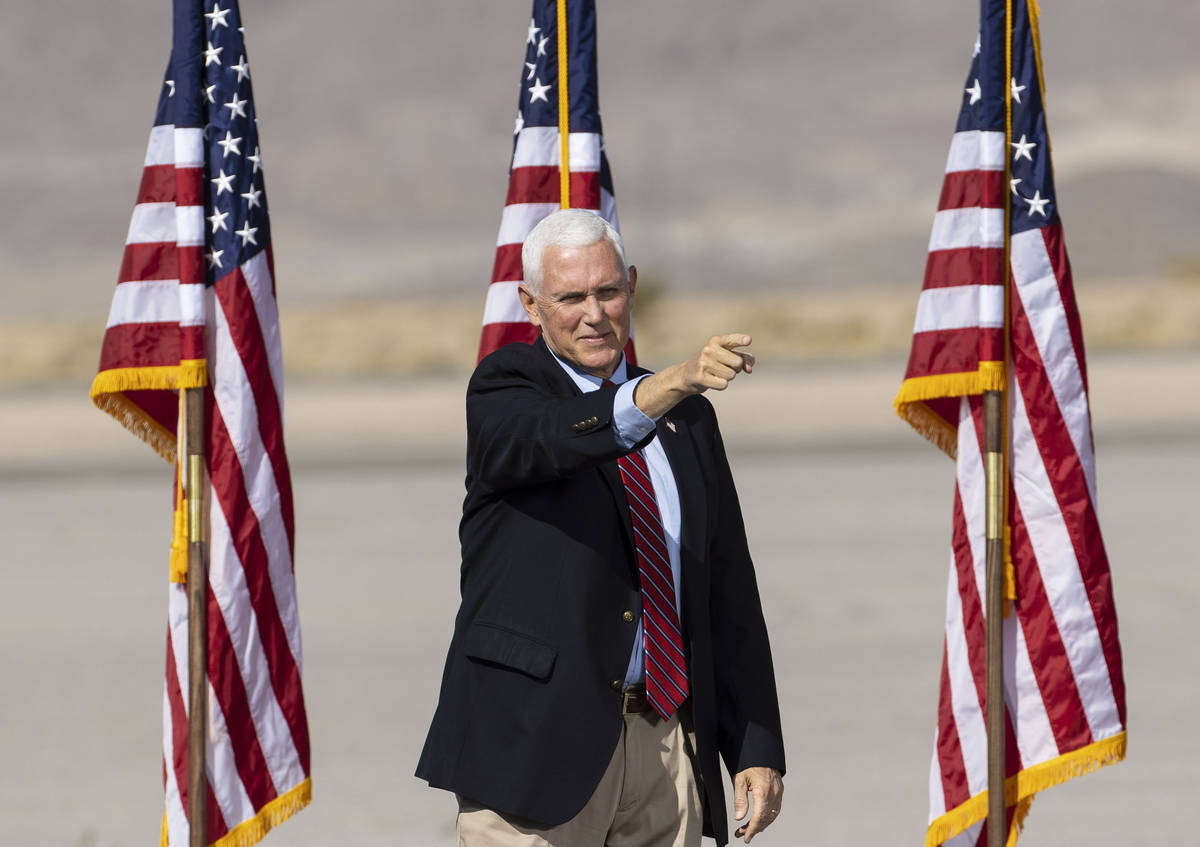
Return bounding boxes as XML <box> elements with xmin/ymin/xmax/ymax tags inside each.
<box><xmin>615</xmin><ymin>447</ymin><xmax>690</xmax><ymax>718</ymax></box>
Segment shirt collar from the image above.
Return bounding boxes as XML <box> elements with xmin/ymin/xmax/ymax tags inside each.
<box><xmin>546</xmin><ymin>346</ymin><xmax>628</xmax><ymax>393</ymax></box>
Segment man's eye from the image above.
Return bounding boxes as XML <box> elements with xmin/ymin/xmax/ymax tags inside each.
<box><xmin>561</xmin><ymin>294</ymin><xmax>585</xmax><ymax>304</ymax></box>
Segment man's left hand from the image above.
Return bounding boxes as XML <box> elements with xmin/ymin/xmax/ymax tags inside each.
<box><xmin>732</xmin><ymin>766</ymin><xmax>784</xmax><ymax>843</ymax></box>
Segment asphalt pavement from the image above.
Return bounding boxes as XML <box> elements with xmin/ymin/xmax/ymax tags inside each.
<box><xmin>1</xmin><ymin>353</ymin><xmax>1196</xmax><ymax>846</ymax></box>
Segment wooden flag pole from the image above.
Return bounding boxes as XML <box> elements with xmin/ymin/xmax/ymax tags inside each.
<box><xmin>987</xmin><ymin>3</ymin><xmax>1016</xmax><ymax>844</ymax></box>
<box><xmin>983</xmin><ymin>389</ymin><xmax>1006</xmax><ymax>847</ymax></box>
<box><xmin>185</xmin><ymin>386</ymin><xmax>208</xmax><ymax>847</ymax></box>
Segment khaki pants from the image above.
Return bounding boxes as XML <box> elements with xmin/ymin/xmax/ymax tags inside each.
<box><xmin>457</xmin><ymin>712</ymin><xmax>703</xmax><ymax>847</ymax></box>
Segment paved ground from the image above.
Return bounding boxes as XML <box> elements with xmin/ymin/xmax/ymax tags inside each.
<box><xmin>2</xmin><ymin>353</ymin><xmax>1197</xmax><ymax>846</ymax></box>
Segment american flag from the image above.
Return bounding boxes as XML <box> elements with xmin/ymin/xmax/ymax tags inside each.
<box><xmin>894</xmin><ymin>1</ymin><xmax>1126</xmax><ymax>844</ymax></box>
<box><xmin>90</xmin><ymin>2</ymin><xmax>311</xmax><ymax>845</ymax></box>
<box><xmin>477</xmin><ymin>0</ymin><xmax>631</xmax><ymax>363</ymax></box>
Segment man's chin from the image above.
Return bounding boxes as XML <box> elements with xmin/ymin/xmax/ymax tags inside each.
<box><xmin>576</xmin><ymin>349</ymin><xmax>622</xmax><ymax>378</ymax></box>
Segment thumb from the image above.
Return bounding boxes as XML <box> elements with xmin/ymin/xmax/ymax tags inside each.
<box><xmin>733</xmin><ymin>771</ymin><xmax>749</xmax><ymax>820</ymax></box>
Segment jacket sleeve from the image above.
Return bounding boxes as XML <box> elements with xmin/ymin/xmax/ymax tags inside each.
<box><xmin>706</xmin><ymin>422</ymin><xmax>787</xmax><ymax>778</ymax></box>
<box><xmin>465</xmin><ymin>351</ymin><xmax>640</xmax><ymax>494</ymax></box>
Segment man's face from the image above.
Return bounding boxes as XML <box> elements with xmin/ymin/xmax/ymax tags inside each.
<box><xmin>519</xmin><ymin>239</ymin><xmax>636</xmax><ymax>379</ymax></box>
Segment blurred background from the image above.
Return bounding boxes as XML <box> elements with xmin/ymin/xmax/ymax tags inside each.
<box><xmin>2</xmin><ymin>1</ymin><xmax>1197</xmax><ymax>845</ymax></box>
<box><xmin>3</xmin><ymin>0</ymin><xmax>1199</xmax><ymax>378</ymax></box>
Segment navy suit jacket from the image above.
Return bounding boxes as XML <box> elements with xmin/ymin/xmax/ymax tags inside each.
<box><xmin>416</xmin><ymin>338</ymin><xmax>784</xmax><ymax>845</ymax></box>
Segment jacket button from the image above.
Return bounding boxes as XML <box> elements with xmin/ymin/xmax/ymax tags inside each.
<box><xmin>622</xmin><ymin>610</ymin><xmax>635</xmax><ymax>623</ymax></box>
<box><xmin>610</xmin><ymin>679</ymin><xmax>622</xmax><ymax>690</ymax></box>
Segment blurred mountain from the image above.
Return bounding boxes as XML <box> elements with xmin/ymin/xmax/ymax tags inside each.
<box><xmin>3</xmin><ymin>0</ymin><xmax>1198</xmax><ymax>319</ymax></box>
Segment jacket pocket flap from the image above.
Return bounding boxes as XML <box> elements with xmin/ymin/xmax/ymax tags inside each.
<box><xmin>462</xmin><ymin>622</ymin><xmax>557</xmax><ymax>680</ymax></box>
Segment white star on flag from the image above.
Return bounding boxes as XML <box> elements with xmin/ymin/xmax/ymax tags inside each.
<box><xmin>235</xmin><ymin>222</ymin><xmax>258</xmax><ymax>246</ymax></box>
<box><xmin>206</xmin><ymin>3</ymin><xmax>231</xmax><ymax>29</ymax></box>
<box><xmin>529</xmin><ymin>77</ymin><xmax>552</xmax><ymax>103</ymax></box>
<box><xmin>216</xmin><ymin>131</ymin><xmax>242</xmax><ymax>157</ymax></box>
<box><xmin>231</xmin><ymin>55</ymin><xmax>250</xmax><ymax>82</ymax></box>
<box><xmin>240</xmin><ymin>187</ymin><xmax>263</xmax><ymax>209</ymax></box>
<box><xmin>211</xmin><ymin>168</ymin><xmax>235</xmax><ymax>195</ymax></box>
<box><xmin>527</xmin><ymin>19</ymin><xmax>540</xmax><ymax>44</ymax></box>
<box><xmin>965</xmin><ymin>79</ymin><xmax>982</xmax><ymax>104</ymax></box>
<box><xmin>224</xmin><ymin>93</ymin><xmax>248</xmax><ymax>118</ymax></box>
<box><xmin>1025</xmin><ymin>189</ymin><xmax>1050</xmax><ymax>216</ymax></box>
<box><xmin>206</xmin><ymin>248</ymin><xmax>224</xmax><ymax>269</ymax></box>
<box><xmin>1011</xmin><ymin>133</ymin><xmax>1036</xmax><ymax>161</ymax></box>
<box><xmin>208</xmin><ymin>209</ymin><xmax>230</xmax><ymax>233</ymax></box>
<box><xmin>1011</xmin><ymin>77</ymin><xmax>1026</xmax><ymax>103</ymax></box>
<box><xmin>204</xmin><ymin>40</ymin><xmax>223</xmax><ymax>67</ymax></box>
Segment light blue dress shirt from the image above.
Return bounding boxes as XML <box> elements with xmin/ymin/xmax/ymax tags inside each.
<box><xmin>547</xmin><ymin>349</ymin><xmax>684</xmax><ymax>687</ymax></box>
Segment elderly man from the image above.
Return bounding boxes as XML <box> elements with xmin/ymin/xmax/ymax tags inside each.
<box><xmin>417</xmin><ymin>209</ymin><xmax>785</xmax><ymax>846</ymax></box>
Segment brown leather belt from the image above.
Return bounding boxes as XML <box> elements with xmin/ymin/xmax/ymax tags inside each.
<box><xmin>620</xmin><ymin>685</ymin><xmax>651</xmax><ymax>715</ymax></box>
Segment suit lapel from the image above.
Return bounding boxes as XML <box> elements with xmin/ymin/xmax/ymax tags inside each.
<box><xmin>600</xmin><ymin>459</ymin><xmax>638</xmax><ymax>574</ymax></box>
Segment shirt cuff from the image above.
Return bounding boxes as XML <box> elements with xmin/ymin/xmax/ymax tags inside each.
<box><xmin>613</xmin><ymin>375</ymin><xmax>658</xmax><ymax>449</ymax></box>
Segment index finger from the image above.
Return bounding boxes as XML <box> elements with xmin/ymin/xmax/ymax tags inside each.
<box><xmin>713</xmin><ymin>333</ymin><xmax>752</xmax><ymax>351</ymax></box>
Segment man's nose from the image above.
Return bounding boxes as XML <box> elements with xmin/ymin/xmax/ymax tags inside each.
<box><xmin>580</xmin><ymin>295</ymin><xmax>604</xmax><ymax>323</ymax></box>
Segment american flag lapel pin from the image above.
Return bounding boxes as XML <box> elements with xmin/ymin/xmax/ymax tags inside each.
<box><xmin>665</xmin><ymin>419</ymin><xmax>677</xmax><ymax>433</ymax></box>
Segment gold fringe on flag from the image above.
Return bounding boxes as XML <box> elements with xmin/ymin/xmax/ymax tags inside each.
<box><xmin>90</xmin><ymin>360</ymin><xmax>208</xmax><ymax>462</ymax></box>
<box><xmin>160</xmin><ymin>778</ymin><xmax>312</xmax><ymax>847</ymax></box>
<box><xmin>91</xmin><ymin>390</ymin><xmax>178</xmax><ymax>462</ymax></box>
<box><xmin>923</xmin><ymin>732</ymin><xmax>1126</xmax><ymax>847</ymax></box>
<box><xmin>893</xmin><ymin>362</ymin><xmax>1006</xmax><ymax>458</ymax></box>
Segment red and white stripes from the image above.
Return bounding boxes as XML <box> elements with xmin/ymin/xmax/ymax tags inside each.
<box><xmin>94</xmin><ymin>124</ymin><xmax>208</xmax><ymax>455</ymax></box>
<box><xmin>173</xmin><ymin>247</ymin><xmax>308</xmax><ymax>846</ymax></box>
<box><xmin>898</xmin><ymin>130</ymin><xmax>1008</xmax><ymax>434</ymax></box>
<box><xmin>159</xmin><ymin>247</ymin><xmax>311</xmax><ymax>846</ymax></box>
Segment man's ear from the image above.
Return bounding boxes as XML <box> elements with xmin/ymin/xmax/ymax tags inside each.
<box><xmin>518</xmin><ymin>284</ymin><xmax>541</xmax><ymax>328</ymax></box>
<box><xmin>627</xmin><ymin>265</ymin><xmax>637</xmax><ymax>297</ymax></box>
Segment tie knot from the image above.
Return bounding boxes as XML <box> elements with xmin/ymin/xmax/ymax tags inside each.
<box><xmin>602</xmin><ymin>379</ymin><xmax>615</xmax><ymax>388</ymax></box>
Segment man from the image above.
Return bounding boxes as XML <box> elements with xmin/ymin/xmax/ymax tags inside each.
<box><xmin>417</xmin><ymin>210</ymin><xmax>785</xmax><ymax>846</ymax></box>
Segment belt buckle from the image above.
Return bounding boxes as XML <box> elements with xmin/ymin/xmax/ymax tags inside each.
<box><xmin>621</xmin><ymin>690</ymin><xmax>636</xmax><ymax>715</ymax></box>
<box><xmin>621</xmin><ymin>686</ymin><xmax>645</xmax><ymax>716</ymax></box>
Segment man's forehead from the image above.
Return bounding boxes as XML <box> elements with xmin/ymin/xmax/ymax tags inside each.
<box><xmin>541</xmin><ymin>241</ymin><xmax>624</xmax><ymax>289</ymax></box>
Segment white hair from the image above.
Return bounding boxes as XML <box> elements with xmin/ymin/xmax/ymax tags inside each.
<box><xmin>521</xmin><ymin>209</ymin><xmax>627</xmax><ymax>294</ymax></box>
